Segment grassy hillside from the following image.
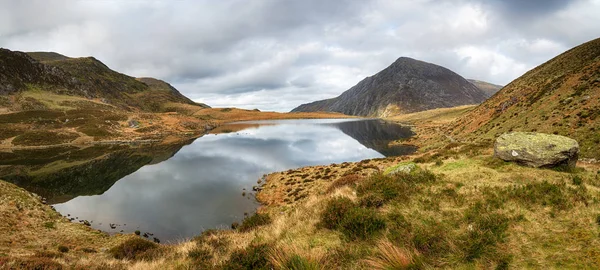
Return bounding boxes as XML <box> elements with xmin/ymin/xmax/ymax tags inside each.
<box><xmin>2</xmin><ymin>147</ymin><xmax>599</xmax><ymax>269</ymax></box>
<box><xmin>468</xmin><ymin>79</ymin><xmax>503</xmax><ymax>97</ymax></box>
<box><xmin>451</xmin><ymin>37</ymin><xmax>600</xmax><ymax>159</ymax></box>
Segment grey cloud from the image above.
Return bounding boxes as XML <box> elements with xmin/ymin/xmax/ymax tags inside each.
<box><xmin>0</xmin><ymin>0</ymin><xmax>598</xmax><ymax>111</ymax></box>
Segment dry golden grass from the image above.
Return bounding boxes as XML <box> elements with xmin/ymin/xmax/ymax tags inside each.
<box><xmin>194</xmin><ymin>107</ymin><xmax>352</xmax><ymax>122</ymax></box>
<box><xmin>387</xmin><ymin>105</ymin><xmax>476</xmax><ymax>125</ymax></box>
<box><xmin>363</xmin><ymin>241</ymin><xmax>415</xmax><ymax>270</ymax></box>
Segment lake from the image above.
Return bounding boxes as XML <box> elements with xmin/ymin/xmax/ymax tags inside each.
<box><xmin>0</xmin><ymin>118</ymin><xmax>415</xmax><ymax>242</ymax></box>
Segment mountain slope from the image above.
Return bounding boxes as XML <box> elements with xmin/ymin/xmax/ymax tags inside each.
<box><xmin>292</xmin><ymin>57</ymin><xmax>488</xmax><ymax>117</ymax></box>
<box><xmin>0</xmin><ymin>49</ymin><xmax>207</xmax><ymax>112</ymax></box>
<box><xmin>468</xmin><ymin>79</ymin><xmax>503</xmax><ymax>97</ymax></box>
<box><xmin>451</xmin><ymin>37</ymin><xmax>600</xmax><ymax>159</ymax></box>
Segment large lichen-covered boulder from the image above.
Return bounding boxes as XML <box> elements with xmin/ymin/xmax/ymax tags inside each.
<box><xmin>494</xmin><ymin>132</ymin><xmax>579</xmax><ymax>168</ymax></box>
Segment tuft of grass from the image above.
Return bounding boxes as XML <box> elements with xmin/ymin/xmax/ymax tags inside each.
<box><xmin>109</xmin><ymin>238</ymin><xmax>158</xmax><ymax>260</ymax></box>
<box><xmin>269</xmin><ymin>248</ymin><xmax>325</xmax><ymax>270</ymax></box>
<box><xmin>43</xmin><ymin>221</ymin><xmax>56</xmax><ymax>229</ymax></box>
<box><xmin>238</xmin><ymin>212</ymin><xmax>272</xmax><ymax>232</ymax></box>
<box><xmin>364</xmin><ymin>241</ymin><xmax>420</xmax><ymax>270</ymax></box>
<box><xmin>283</xmin><ymin>255</ymin><xmax>322</xmax><ymax>270</ymax></box>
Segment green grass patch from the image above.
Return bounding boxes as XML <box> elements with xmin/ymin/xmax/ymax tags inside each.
<box><xmin>440</xmin><ymin>160</ymin><xmax>469</xmax><ymax>171</ymax></box>
<box><xmin>357</xmin><ymin>169</ymin><xmax>436</xmax><ymax>204</ymax></box>
<box><xmin>486</xmin><ymin>181</ymin><xmax>590</xmax><ymax>211</ymax></box>
<box><xmin>340</xmin><ymin>207</ymin><xmax>386</xmax><ymax>241</ymax></box>
<box><xmin>109</xmin><ymin>238</ymin><xmax>158</xmax><ymax>260</ymax></box>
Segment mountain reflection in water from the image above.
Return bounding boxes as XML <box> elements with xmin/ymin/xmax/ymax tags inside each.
<box><xmin>0</xmin><ymin>119</ymin><xmax>415</xmax><ymax>241</ymax></box>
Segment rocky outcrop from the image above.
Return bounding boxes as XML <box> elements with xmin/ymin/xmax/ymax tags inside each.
<box><xmin>494</xmin><ymin>132</ymin><xmax>579</xmax><ymax>168</ymax></box>
<box><xmin>292</xmin><ymin>57</ymin><xmax>488</xmax><ymax>117</ymax></box>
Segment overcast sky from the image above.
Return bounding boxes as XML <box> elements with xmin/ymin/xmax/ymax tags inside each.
<box><xmin>1</xmin><ymin>0</ymin><xmax>598</xmax><ymax>111</ymax></box>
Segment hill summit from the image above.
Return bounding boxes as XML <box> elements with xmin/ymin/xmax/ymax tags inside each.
<box><xmin>292</xmin><ymin>57</ymin><xmax>488</xmax><ymax>117</ymax></box>
<box><xmin>0</xmin><ymin>49</ymin><xmax>208</xmax><ymax>112</ymax></box>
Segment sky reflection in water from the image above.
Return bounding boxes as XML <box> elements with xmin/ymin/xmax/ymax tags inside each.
<box><xmin>54</xmin><ymin>119</ymin><xmax>413</xmax><ymax>241</ymax></box>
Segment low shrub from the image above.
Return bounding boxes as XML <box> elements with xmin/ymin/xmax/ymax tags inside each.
<box><xmin>109</xmin><ymin>238</ymin><xmax>158</xmax><ymax>260</ymax></box>
<box><xmin>359</xmin><ymin>193</ymin><xmax>385</xmax><ymax>208</ymax></box>
<box><xmin>340</xmin><ymin>208</ymin><xmax>386</xmax><ymax>241</ymax></box>
<box><xmin>12</xmin><ymin>131</ymin><xmax>79</xmax><ymax>146</ymax></box>
<box><xmin>357</xmin><ymin>174</ymin><xmax>409</xmax><ymax>202</ymax></box>
<box><xmin>326</xmin><ymin>174</ymin><xmax>363</xmax><ymax>193</ymax></box>
<box><xmin>238</xmin><ymin>213</ymin><xmax>272</xmax><ymax>232</ymax></box>
<box><xmin>1</xmin><ymin>257</ymin><xmax>63</xmax><ymax>270</ymax></box>
<box><xmin>34</xmin><ymin>251</ymin><xmax>63</xmax><ymax>258</ymax></box>
<box><xmin>410</xmin><ymin>219</ymin><xmax>451</xmax><ymax>258</ymax></box>
<box><xmin>320</xmin><ymin>197</ymin><xmax>355</xmax><ymax>230</ymax></box>
<box><xmin>188</xmin><ymin>246</ymin><xmax>212</xmax><ymax>267</ymax></box>
<box><xmin>572</xmin><ymin>175</ymin><xmax>583</xmax><ymax>185</ymax></box>
<box><xmin>57</xmin><ymin>245</ymin><xmax>69</xmax><ymax>253</ymax></box>
<box><xmin>223</xmin><ymin>243</ymin><xmax>272</xmax><ymax>270</ymax></box>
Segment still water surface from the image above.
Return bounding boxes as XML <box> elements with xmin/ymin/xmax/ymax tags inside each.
<box><xmin>3</xmin><ymin>119</ymin><xmax>414</xmax><ymax>241</ymax></box>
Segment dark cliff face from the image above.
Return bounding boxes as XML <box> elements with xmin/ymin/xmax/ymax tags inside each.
<box><xmin>0</xmin><ymin>49</ymin><xmax>75</xmax><ymax>95</ymax></box>
<box><xmin>292</xmin><ymin>57</ymin><xmax>488</xmax><ymax>117</ymax></box>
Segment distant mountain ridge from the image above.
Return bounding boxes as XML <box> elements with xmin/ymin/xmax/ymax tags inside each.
<box><xmin>292</xmin><ymin>57</ymin><xmax>488</xmax><ymax>117</ymax></box>
<box><xmin>467</xmin><ymin>79</ymin><xmax>503</xmax><ymax>97</ymax></box>
<box><xmin>0</xmin><ymin>49</ymin><xmax>209</xmax><ymax>112</ymax></box>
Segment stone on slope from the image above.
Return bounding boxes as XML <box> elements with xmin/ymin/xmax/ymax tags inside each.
<box><xmin>494</xmin><ymin>132</ymin><xmax>579</xmax><ymax>168</ymax></box>
<box><xmin>385</xmin><ymin>162</ymin><xmax>417</xmax><ymax>175</ymax></box>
